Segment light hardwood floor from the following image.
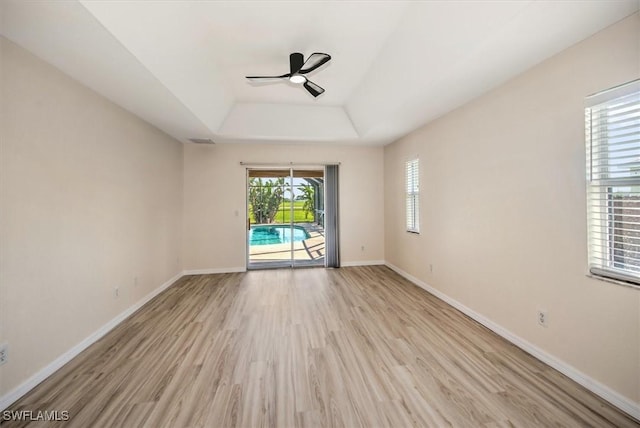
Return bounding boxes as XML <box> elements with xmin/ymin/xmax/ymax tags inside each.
<box><xmin>3</xmin><ymin>266</ymin><xmax>639</xmax><ymax>427</ymax></box>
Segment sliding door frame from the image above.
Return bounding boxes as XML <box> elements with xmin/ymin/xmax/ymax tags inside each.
<box><xmin>245</xmin><ymin>164</ymin><xmax>332</xmax><ymax>270</ymax></box>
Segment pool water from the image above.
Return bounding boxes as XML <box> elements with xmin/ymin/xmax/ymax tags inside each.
<box><xmin>249</xmin><ymin>225</ymin><xmax>310</xmax><ymax>246</ymax></box>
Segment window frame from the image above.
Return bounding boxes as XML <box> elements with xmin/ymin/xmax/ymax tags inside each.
<box><xmin>405</xmin><ymin>158</ymin><xmax>420</xmax><ymax>234</ymax></box>
<box><xmin>585</xmin><ymin>79</ymin><xmax>640</xmax><ymax>288</ymax></box>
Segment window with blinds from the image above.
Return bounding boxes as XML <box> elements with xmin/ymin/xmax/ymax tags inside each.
<box><xmin>586</xmin><ymin>79</ymin><xmax>640</xmax><ymax>286</ymax></box>
<box><xmin>406</xmin><ymin>158</ymin><xmax>419</xmax><ymax>233</ymax></box>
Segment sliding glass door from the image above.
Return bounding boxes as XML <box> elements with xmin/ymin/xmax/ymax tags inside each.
<box><xmin>247</xmin><ymin>168</ymin><xmax>325</xmax><ymax>269</ymax></box>
<box><xmin>292</xmin><ymin>169</ymin><xmax>325</xmax><ymax>267</ymax></box>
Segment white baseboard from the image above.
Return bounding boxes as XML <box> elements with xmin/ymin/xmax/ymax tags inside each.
<box><xmin>186</xmin><ymin>263</ymin><xmax>387</xmax><ymax>271</ymax></box>
<box><xmin>341</xmin><ymin>260</ymin><xmax>386</xmax><ymax>267</ymax></box>
<box><xmin>384</xmin><ymin>262</ymin><xmax>640</xmax><ymax>422</ymax></box>
<box><xmin>183</xmin><ymin>267</ymin><xmax>246</xmax><ymax>275</ymax></box>
<box><xmin>0</xmin><ymin>271</ymin><xmax>183</xmax><ymax>412</ymax></box>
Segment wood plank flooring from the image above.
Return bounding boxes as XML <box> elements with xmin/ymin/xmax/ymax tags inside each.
<box><xmin>3</xmin><ymin>266</ymin><xmax>638</xmax><ymax>427</ymax></box>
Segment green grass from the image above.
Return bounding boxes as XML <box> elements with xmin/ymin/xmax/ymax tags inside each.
<box><xmin>249</xmin><ymin>201</ymin><xmax>314</xmax><ymax>224</ymax></box>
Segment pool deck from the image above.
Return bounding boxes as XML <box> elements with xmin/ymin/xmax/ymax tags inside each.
<box><xmin>249</xmin><ymin>222</ymin><xmax>325</xmax><ymax>264</ymax></box>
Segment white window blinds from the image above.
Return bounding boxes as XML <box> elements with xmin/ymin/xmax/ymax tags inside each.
<box><xmin>406</xmin><ymin>158</ymin><xmax>419</xmax><ymax>233</ymax></box>
<box><xmin>586</xmin><ymin>79</ymin><xmax>640</xmax><ymax>286</ymax></box>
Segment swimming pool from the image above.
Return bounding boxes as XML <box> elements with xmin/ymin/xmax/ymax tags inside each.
<box><xmin>249</xmin><ymin>225</ymin><xmax>310</xmax><ymax>246</ymax></box>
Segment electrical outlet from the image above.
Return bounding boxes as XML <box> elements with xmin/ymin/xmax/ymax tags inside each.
<box><xmin>114</xmin><ymin>287</ymin><xmax>119</xmax><ymax>299</ymax></box>
<box><xmin>537</xmin><ymin>310</ymin><xmax>548</xmax><ymax>327</ymax></box>
<box><xmin>0</xmin><ymin>343</ymin><xmax>8</xmax><ymax>366</ymax></box>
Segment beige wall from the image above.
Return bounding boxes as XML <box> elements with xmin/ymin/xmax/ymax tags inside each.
<box><xmin>385</xmin><ymin>13</ymin><xmax>640</xmax><ymax>405</ymax></box>
<box><xmin>183</xmin><ymin>143</ymin><xmax>384</xmax><ymax>271</ymax></box>
<box><xmin>0</xmin><ymin>38</ymin><xmax>184</xmax><ymax>396</ymax></box>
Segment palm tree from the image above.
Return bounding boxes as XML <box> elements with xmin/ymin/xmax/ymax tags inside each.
<box><xmin>300</xmin><ymin>184</ymin><xmax>315</xmax><ymax>221</ymax></box>
<box><xmin>248</xmin><ymin>178</ymin><xmax>285</xmax><ymax>224</ymax></box>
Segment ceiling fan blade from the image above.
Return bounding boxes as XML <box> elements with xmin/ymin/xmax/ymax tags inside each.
<box><xmin>290</xmin><ymin>52</ymin><xmax>304</xmax><ymax>74</ymax></box>
<box><xmin>303</xmin><ymin>80</ymin><xmax>324</xmax><ymax>97</ymax></box>
<box><xmin>298</xmin><ymin>53</ymin><xmax>331</xmax><ymax>75</ymax></box>
<box><xmin>246</xmin><ymin>74</ymin><xmax>290</xmax><ymax>82</ymax></box>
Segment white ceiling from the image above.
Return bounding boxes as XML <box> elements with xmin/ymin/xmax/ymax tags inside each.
<box><xmin>2</xmin><ymin>1</ymin><xmax>638</xmax><ymax>146</ymax></box>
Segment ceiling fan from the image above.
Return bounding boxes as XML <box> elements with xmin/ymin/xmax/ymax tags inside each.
<box><xmin>246</xmin><ymin>52</ymin><xmax>331</xmax><ymax>98</ymax></box>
